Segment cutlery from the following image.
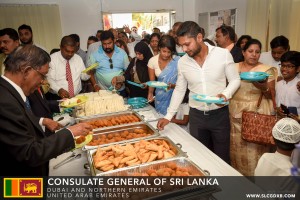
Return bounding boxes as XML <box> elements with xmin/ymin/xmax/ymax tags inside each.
<box><xmin>53</xmin><ymin>153</ymin><xmax>81</xmax><ymax>169</ymax></box>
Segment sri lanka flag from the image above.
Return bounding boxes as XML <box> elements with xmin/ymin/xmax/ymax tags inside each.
<box><xmin>4</xmin><ymin>178</ymin><xmax>43</xmax><ymax>198</ymax></box>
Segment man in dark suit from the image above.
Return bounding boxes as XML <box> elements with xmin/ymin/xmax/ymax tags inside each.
<box><xmin>0</xmin><ymin>45</ymin><xmax>92</xmax><ymax>176</ymax></box>
<box><xmin>28</xmin><ymin>87</ymin><xmax>61</xmax><ymax>136</ymax></box>
<box><xmin>215</xmin><ymin>25</ymin><xmax>244</xmax><ymax>63</ymax></box>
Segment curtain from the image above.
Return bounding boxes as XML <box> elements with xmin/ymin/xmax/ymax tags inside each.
<box><xmin>245</xmin><ymin>0</ymin><xmax>271</xmax><ymax>51</ymax></box>
<box><xmin>0</xmin><ymin>4</ymin><xmax>62</xmax><ymax>53</ymax></box>
<box><xmin>246</xmin><ymin>0</ymin><xmax>300</xmax><ymax>51</ymax></box>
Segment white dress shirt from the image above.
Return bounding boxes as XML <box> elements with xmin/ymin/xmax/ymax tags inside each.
<box><xmin>175</xmin><ymin>103</ymin><xmax>190</xmax><ymax>133</ymax></box>
<box><xmin>164</xmin><ymin>43</ymin><xmax>241</xmax><ymax>120</ymax></box>
<box><xmin>276</xmin><ymin>76</ymin><xmax>300</xmax><ymax>115</ymax></box>
<box><xmin>47</xmin><ymin>51</ymin><xmax>90</xmax><ymax>95</ymax></box>
<box><xmin>255</xmin><ymin>151</ymin><xmax>292</xmax><ymax>176</ymax></box>
<box><xmin>259</xmin><ymin>51</ymin><xmax>282</xmax><ymax>76</ymax></box>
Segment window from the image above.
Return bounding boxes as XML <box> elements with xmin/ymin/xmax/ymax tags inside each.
<box><xmin>102</xmin><ymin>11</ymin><xmax>175</xmax><ymax>35</ymax></box>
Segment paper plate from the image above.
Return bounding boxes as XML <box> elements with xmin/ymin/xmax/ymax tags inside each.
<box><xmin>60</xmin><ymin>96</ymin><xmax>88</xmax><ymax>108</ymax></box>
<box><xmin>82</xmin><ymin>63</ymin><xmax>99</xmax><ymax>73</ymax></box>
<box><xmin>240</xmin><ymin>72</ymin><xmax>269</xmax><ymax>82</ymax></box>
<box><xmin>75</xmin><ymin>134</ymin><xmax>93</xmax><ymax>149</ymax></box>
<box><xmin>126</xmin><ymin>80</ymin><xmax>144</xmax><ymax>88</ymax></box>
<box><xmin>192</xmin><ymin>94</ymin><xmax>225</xmax><ymax>104</ymax></box>
<box><xmin>146</xmin><ymin>81</ymin><xmax>168</xmax><ymax>89</ymax></box>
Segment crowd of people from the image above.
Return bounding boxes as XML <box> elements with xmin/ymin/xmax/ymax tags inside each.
<box><xmin>0</xmin><ymin>21</ymin><xmax>299</xmax><ymax>177</ymax></box>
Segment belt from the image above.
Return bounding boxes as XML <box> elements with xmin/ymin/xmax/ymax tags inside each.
<box><xmin>193</xmin><ymin>105</ymin><xmax>228</xmax><ymax>116</ymax></box>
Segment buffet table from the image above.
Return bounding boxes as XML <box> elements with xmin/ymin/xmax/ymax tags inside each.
<box><xmin>49</xmin><ymin>105</ymin><xmax>241</xmax><ymax>176</ymax></box>
<box><xmin>49</xmin><ymin>105</ymin><xmax>272</xmax><ymax>199</ymax></box>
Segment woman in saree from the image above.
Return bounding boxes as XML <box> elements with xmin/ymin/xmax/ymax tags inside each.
<box><xmin>229</xmin><ymin>39</ymin><xmax>278</xmax><ymax>176</ymax></box>
<box><xmin>148</xmin><ymin>35</ymin><xmax>180</xmax><ymax>115</ymax></box>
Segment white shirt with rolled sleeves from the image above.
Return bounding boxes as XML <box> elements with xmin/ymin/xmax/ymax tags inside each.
<box><xmin>164</xmin><ymin>42</ymin><xmax>241</xmax><ymax>121</ymax></box>
<box><xmin>47</xmin><ymin>51</ymin><xmax>90</xmax><ymax>96</ymax></box>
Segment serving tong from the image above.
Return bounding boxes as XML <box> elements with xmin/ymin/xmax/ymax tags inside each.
<box><xmin>53</xmin><ymin>152</ymin><xmax>81</xmax><ymax>169</ymax></box>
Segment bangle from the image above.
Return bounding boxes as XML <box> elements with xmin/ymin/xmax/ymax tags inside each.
<box><xmin>262</xmin><ymin>87</ymin><xmax>269</xmax><ymax>92</ymax></box>
<box><xmin>93</xmin><ymin>84</ymin><xmax>98</xmax><ymax>87</ymax></box>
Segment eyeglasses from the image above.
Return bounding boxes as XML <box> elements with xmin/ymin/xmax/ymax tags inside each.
<box><xmin>281</xmin><ymin>64</ymin><xmax>296</xmax><ymax>70</ymax></box>
<box><xmin>32</xmin><ymin>67</ymin><xmax>47</xmax><ymax>80</ymax></box>
<box><xmin>109</xmin><ymin>58</ymin><xmax>113</xmax><ymax>69</ymax></box>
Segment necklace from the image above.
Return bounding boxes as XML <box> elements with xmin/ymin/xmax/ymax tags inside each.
<box><xmin>158</xmin><ymin>56</ymin><xmax>171</xmax><ymax>71</ymax></box>
<box><xmin>240</xmin><ymin>62</ymin><xmax>255</xmax><ymax>72</ymax></box>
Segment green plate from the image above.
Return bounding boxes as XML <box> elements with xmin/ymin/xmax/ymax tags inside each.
<box><xmin>82</xmin><ymin>63</ymin><xmax>99</xmax><ymax>73</ymax></box>
<box><xmin>60</xmin><ymin>96</ymin><xmax>88</xmax><ymax>108</ymax></box>
<box><xmin>75</xmin><ymin>134</ymin><xmax>93</xmax><ymax>149</ymax></box>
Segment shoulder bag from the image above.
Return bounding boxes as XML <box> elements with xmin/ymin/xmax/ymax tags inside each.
<box><xmin>241</xmin><ymin>91</ymin><xmax>277</xmax><ymax>145</ymax></box>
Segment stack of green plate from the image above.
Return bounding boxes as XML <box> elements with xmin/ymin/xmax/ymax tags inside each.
<box><xmin>127</xmin><ymin>97</ymin><xmax>148</xmax><ymax>109</ymax></box>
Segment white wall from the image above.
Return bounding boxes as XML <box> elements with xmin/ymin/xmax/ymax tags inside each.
<box><xmin>1</xmin><ymin>0</ymin><xmax>247</xmax><ymax>50</ymax></box>
<box><xmin>195</xmin><ymin>0</ymin><xmax>247</xmax><ymax>38</ymax></box>
<box><xmin>1</xmin><ymin>0</ymin><xmax>102</xmax><ymax>50</ymax></box>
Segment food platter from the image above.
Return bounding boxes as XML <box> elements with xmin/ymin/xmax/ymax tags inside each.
<box><xmin>146</xmin><ymin>81</ymin><xmax>168</xmax><ymax>89</ymax></box>
<box><xmin>60</xmin><ymin>96</ymin><xmax>88</xmax><ymax>108</ymax></box>
<box><xmin>240</xmin><ymin>72</ymin><xmax>269</xmax><ymax>82</ymax></box>
<box><xmin>87</xmin><ymin>136</ymin><xmax>186</xmax><ymax>176</ymax></box>
<box><xmin>83</xmin><ymin>122</ymin><xmax>159</xmax><ymax>150</ymax></box>
<box><xmin>192</xmin><ymin>94</ymin><xmax>227</xmax><ymax>104</ymax></box>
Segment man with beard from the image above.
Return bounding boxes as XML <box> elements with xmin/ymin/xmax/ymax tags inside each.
<box><xmin>0</xmin><ymin>28</ymin><xmax>20</xmax><ymax>75</ymax></box>
<box><xmin>18</xmin><ymin>24</ymin><xmax>46</xmax><ymax>51</ymax></box>
<box><xmin>89</xmin><ymin>30</ymin><xmax>129</xmax><ymax>96</ymax></box>
<box><xmin>157</xmin><ymin>21</ymin><xmax>240</xmax><ymax>164</ymax></box>
<box><xmin>46</xmin><ymin>36</ymin><xmax>90</xmax><ymax>100</ymax></box>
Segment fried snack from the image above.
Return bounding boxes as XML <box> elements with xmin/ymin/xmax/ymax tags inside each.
<box><xmin>146</xmin><ymin>143</ymin><xmax>159</xmax><ymax>151</ymax></box>
<box><xmin>125</xmin><ymin>158</ymin><xmax>138</xmax><ymax>165</ymax></box>
<box><xmin>112</xmin><ymin>156</ymin><xmax>123</xmax><ymax>167</ymax></box>
<box><xmin>101</xmin><ymin>164</ymin><xmax>114</xmax><ymax>172</ymax></box>
<box><xmin>127</xmin><ymin>160</ymin><xmax>141</xmax><ymax>166</ymax></box>
<box><xmin>120</xmin><ymin>156</ymin><xmax>135</xmax><ymax>164</ymax></box>
<box><xmin>75</xmin><ymin>135</ymin><xmax>86</xmax><ymax>144</ymax></box>
<box><xmin>163</xmin><ymin>151</ymin><xmax>173</xmax><ymax>159</ymax></box>
<box><xmin>147</xmin><ymin>152</ymin><xmax>158</xmax><ymax>163</ymax></box>
<box><xmin>140</xmin><ymin>152</ymin><xmax>151</xmax><ymax>163</ymax></box>
<box><xmin>157</xmin><ymin>145</ymin><xmax>163</xmax><ymax>159</ymax></box>
<box><xmin>95</xmin><ymin>160</ymin><xmax>112</xmax><ymax>168</ymax></box>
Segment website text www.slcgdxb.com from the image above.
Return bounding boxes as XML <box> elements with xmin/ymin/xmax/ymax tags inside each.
<box><xmin>246</xmin><ymin>193</ymin><xmax>296</xmax><ymax>199</ymax></box>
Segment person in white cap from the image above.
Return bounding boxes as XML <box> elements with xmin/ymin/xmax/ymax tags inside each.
<box><xmin>255</xmin><ymin>118</ymin><xmax>300</xmax><ymax>176</ymax></box>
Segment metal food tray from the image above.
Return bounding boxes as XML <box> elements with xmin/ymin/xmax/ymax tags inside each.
<box><xmin>100</xmin><ymin>157</ymin><xmax>209</xmax><ymax>176</ymax></box>
<box><xmin>83</xmin><ymin>122</ymin><xmax>160</xmax><ymax>150</ymax></box>
<box><xmin>87</xmin><ymin>136</ymin><xmax>187</xmax><ymax>176</ymax></box>
<box><xmin>76</xmin><ymin>110</ymin><xmax>144</xmax><ymax>131</ymax></box>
